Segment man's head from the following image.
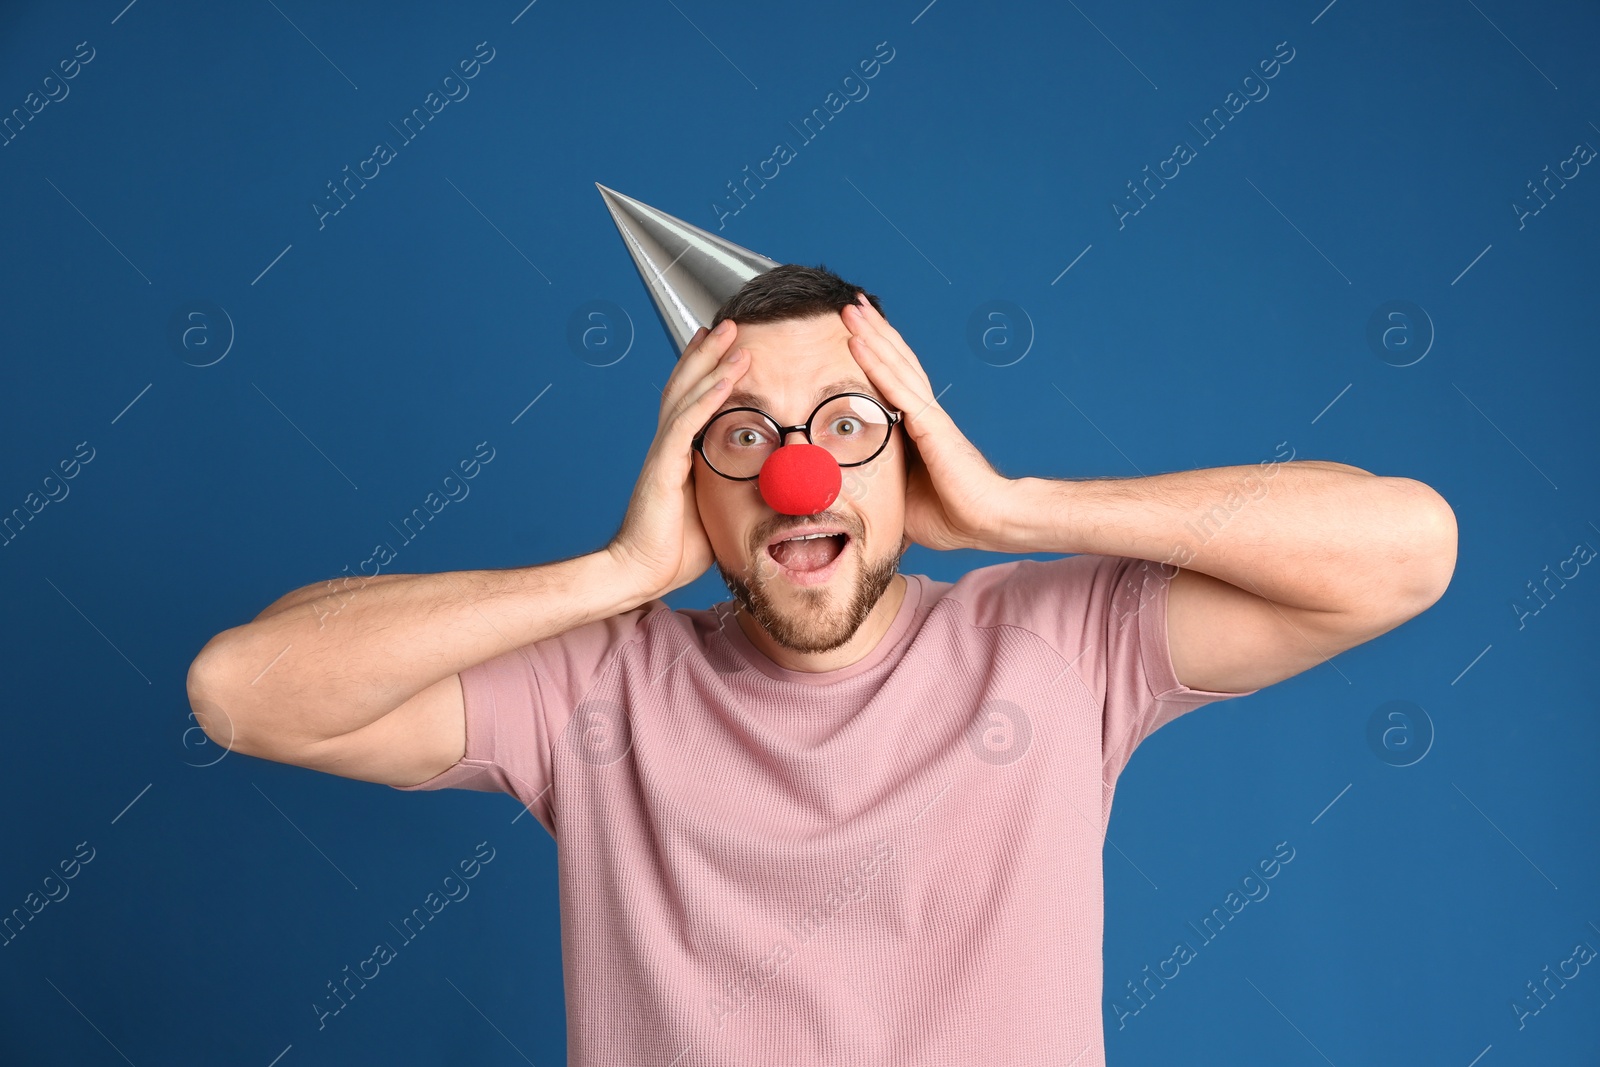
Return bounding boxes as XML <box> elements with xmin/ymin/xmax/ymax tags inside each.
<box><xmin>691</xmin><ymin>264</ymin><xmax>914</xmax><ymax>656</ymax></box>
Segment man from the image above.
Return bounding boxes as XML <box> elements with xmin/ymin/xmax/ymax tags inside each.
<box><xmin>186</xmin><ymin>260</ymin><xmax>1456</xmax><ymax>1064</ymax></box>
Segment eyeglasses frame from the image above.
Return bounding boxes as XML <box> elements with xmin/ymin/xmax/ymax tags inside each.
<box><xmin>691</xmin><ymin>391</ymin><xmax>904</xmax><ymax>482</ymax></box>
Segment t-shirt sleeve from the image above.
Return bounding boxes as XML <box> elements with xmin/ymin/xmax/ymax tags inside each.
<box><xmin>978</xmin><ymin>553</ymin><xmax>1258</xmax><ymax>782</ymax></box>
<box><xmin>1094</xmin><ymin>554</ymin><xmax>1258</xmax><ymax>780</ymax></box>
<box><xmin>388</xmin><ymin>599</ymin><xmax>661</xmax><ymax>837</ymax></box>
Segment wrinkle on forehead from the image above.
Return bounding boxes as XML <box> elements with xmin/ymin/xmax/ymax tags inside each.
<box><xmin>718</xmin><ymin>377</ymin><xmax>879</xmax><ymax>415</ymax></box>
<box><xmin>712</xmin><ymin>313</ymin><xmax>884</xmax><ymax>420</ymax></box>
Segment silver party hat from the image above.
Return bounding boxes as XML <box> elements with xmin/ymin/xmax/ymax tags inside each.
<box><xmin>596</xmin><ymin>183</ymin><xmax>783</xmax><ymax>354</ymax></box>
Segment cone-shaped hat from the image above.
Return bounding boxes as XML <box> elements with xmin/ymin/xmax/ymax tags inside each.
<box><xmin>596</xmin><ymin>183</ymin><xmax>783</xmax><ymax>354</ymax></box>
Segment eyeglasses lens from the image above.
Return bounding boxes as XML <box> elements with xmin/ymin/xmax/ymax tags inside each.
<box><xmin>702</xmin><ymin>395</ymin><xmax>891</xmax><ymax>478</ymax></box>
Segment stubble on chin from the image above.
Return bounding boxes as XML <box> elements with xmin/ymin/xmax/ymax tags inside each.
<box><xmin>716</xmin><ymin>540</ymin><xmax>903</xmax><ymax>655</ymax></box>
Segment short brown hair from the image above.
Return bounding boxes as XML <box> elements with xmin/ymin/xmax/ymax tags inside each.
<box><xmin>706</xmin><ymin>263</ymin><xmax>884</xmax><ymax>338</ymax></box>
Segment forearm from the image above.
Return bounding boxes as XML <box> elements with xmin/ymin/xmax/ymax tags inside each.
<box><xmin>189</xmin><ymin>550</ymin><xmax>650</xmax><ymax>752</ymax></box>
<box><xmin>996</xmin><ymin>461</ymin><xmax>1457</xmax><ymax>614</ymax></box>
<box><xmin>249</xmin><ymin>571</ymin><xmax>410</xmax><ymax>624</ymax></box>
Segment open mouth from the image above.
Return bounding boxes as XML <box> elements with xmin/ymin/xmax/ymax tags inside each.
<box><xmin>766</xmin><ymin>532</ymin><xmax>850</xmax><ymax>579</ymax></box>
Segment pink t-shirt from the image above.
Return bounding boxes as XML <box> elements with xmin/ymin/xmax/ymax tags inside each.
<box><xmin>394</xmin><ymin>553</ymin><xmax>1256</xmax><ymax>1065</ymax></box>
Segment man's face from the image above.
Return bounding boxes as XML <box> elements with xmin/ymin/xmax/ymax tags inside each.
<box><xmin>693</xmin><ymin>311</ymin><xmax>909</xmax><ymax>655</ymax></box>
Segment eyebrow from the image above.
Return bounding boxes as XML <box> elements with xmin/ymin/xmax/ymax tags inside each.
<box><xmin>718</xmin><ymin>378</ymin><xmax>880</xmax><ymax>415</ymax></box>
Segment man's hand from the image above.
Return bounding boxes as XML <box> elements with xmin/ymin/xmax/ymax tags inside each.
<box><xmin>607</xmin><ymin>320</ymin><xmax>753</xmax><ymax>597</ymax></box>
<box><xmin>842</xmin><ymin>293</ymin><xmax>1014</xmax><ymax>552</ymax></box>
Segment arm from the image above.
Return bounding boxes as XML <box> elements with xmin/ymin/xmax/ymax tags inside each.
<box><xmin>246</xmin><ymin>571</ymin><xmax>411</xmax><ymax>626</ymax></box>
<box><xmin>992</xmin><ymin>461</ymin><xmax>1458</xmax><ymax>693</ymax></box>
<box><xmin>184</xmin><ymin>550</ymin><xmax>652</xmax><ymax>786</ymax></box>
<box><xmin>832</xmin><ymin>296</ymin><xmax>1457</xmax><ymax>692</ymax></box>
<box><xmin>187</xmin><ymin>318</ymin><xmax>752</xmax><ymax>786</ymax></box>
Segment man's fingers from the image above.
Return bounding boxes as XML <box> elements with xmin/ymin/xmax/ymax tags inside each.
<box><xmin>679</xmin><ymin>322</ymin><xmax>736</xmax><ymax>364</ymax></box>
<box><xmin>662</xmin><ymin>322</ymin><xmax>739</xmax><ymax>415</ymax></box>
<box><xmin>680</xmin><ymin>324</ymin><xmax>709</xmax><ymax>358</ymax></box>
<box><xmin>846</xmin><ymin>302</ymin><xmax>935</xmax><ymax>404</ymax></box>
<box><xmin>671</xmin><ymin>346</ymin><xmax>748</xmax><ymax>432</ymax></box>
<box><xmin>853</xmin><ymin>299</ymin><xmax>928</xmax><ymax>385</ymax></box>
<box><xmin>844</xmin><ymin>302</ymin><xmax>921</xmax><ymax>377</ymax></box>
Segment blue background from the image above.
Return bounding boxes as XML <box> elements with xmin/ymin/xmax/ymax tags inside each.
<box><xmin>2</xmin><ymin>0</ymin><xmax>1596</xmax><ymax>1063</ymax></box>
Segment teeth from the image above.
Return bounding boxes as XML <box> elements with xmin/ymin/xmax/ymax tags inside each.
<box><xmin>782</xmin><ymin>532</ymin><xmax>839</xmax><ymax>542</ymax></box>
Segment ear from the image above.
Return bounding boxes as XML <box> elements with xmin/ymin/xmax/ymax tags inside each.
<box><xmin>899</xmin><ymin>425</ymin><xmax>923</xmax><ymax>474</ymax></box>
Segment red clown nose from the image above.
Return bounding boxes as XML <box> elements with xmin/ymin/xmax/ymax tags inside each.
<box><xmin>758</xmin><ymin>443</ymin><xmax>842</xmax><ymax>516</ymax></box>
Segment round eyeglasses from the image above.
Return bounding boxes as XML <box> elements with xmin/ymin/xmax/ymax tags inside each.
<box><xmin>692</xmin><ymin>392</ymin><xmax>903</xmax><ymax>481</ymax></box>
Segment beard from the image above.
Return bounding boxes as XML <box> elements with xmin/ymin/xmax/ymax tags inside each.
<box><xmin>716</xmin><ymin>535</ymin><xmax>906</xmax><ymax>655</ymax></box>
